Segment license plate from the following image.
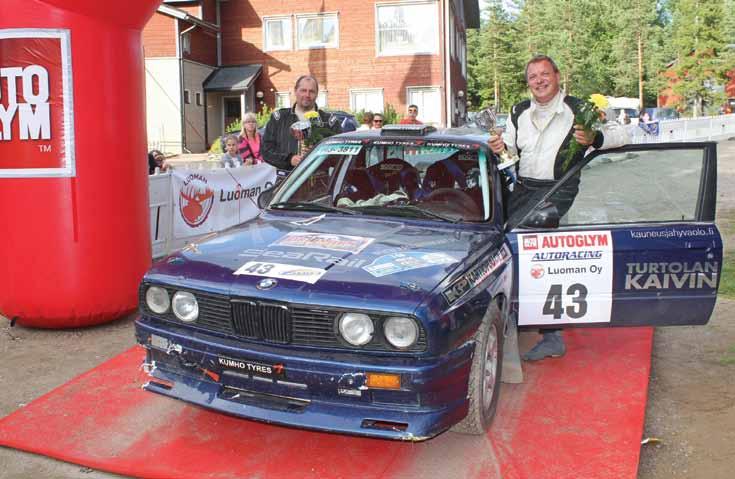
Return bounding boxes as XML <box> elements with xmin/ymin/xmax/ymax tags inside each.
<box><xmin>217</xmin><ymin>356</ymin><xmax>285</xmax><ymax>378</ymax></box>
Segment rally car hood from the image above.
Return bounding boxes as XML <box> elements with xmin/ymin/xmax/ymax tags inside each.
<box><xmin>146</xmin><ymin>211</ymin><xmax>502</xmax><ymax>312</ymax></box>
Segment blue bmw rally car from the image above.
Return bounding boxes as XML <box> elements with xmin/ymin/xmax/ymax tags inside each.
<box><xmin>136</xmin><ymin>124</ymin><xmax>721</xmax><ymax>440</ymax></box>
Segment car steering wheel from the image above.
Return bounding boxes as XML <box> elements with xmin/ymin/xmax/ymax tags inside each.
<box><xmin>424</xmin><ymin>188</ymin><xmax>481</xmax><ymax>216</ymax></box>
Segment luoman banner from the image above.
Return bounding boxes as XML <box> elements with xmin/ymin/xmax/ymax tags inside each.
<box><xmin>172</xmin><ymin>164</ymin><xmax>277</xmax><ymax>239</ymax></box>
<box><xmin>0</xmin><ymin>28</ymin><xmax>75</xmax><ymax>177</ymax></box>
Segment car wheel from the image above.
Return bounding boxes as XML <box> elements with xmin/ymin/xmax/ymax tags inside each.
<box><xmin>451</xmin><ymin>302</ymin><xmax>504</xmax><ymax>435</ymax></box>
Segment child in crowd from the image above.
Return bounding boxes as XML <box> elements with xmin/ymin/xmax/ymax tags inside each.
<box><xmin>220</xmin><ymin>135</ymin><xmax>251</xmax><ymax>168</ymax></box>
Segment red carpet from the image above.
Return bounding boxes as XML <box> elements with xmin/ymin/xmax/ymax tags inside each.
<box><xmin>0</xmin><ymin>328</ymin><xmax>652</xmax><ymax>479</ymax></box>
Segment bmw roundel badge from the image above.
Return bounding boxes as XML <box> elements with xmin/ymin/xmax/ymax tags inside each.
<box><xmin>257</xmin><ymin>278</ymin><xmax>277</xmax><ymax>290</ymax></box>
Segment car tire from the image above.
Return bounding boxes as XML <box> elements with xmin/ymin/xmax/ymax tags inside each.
<box><xmin>451</xmin><ymin>301</ymin><xmax>504</xmax><ymax>435</ymax></box>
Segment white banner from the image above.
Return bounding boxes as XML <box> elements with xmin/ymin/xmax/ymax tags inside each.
<box><xmin>172</xmin><ymin>164</ymin><xmax>277</xmax><ymax>239</ymax></box>
<box><xmin>518</xmin><ymin>231</ymin><xmax>613</xmax><ymax>326</ymax></box>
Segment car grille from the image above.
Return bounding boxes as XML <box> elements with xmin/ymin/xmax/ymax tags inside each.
<box><xmin>140</xmin><ymin>284</ymin><xmax>426</xmax><ymax>352</ymax></box>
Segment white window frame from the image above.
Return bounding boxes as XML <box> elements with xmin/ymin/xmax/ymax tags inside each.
<box><xmin>296</xmin><ymin>12</ymin><xmax>339</xmax><ymax>50</ymax></box>
<box><xmin>406</xmin><ymin>85</ymin><xmax>442</xmax><ymax>125</ymax></box>
<box><xmin>263</xmin><ymin>15</ymin><xmax>292</xmax><ymax>52</ymax></box>
<box><xmin>316</xmin><ymin>91</ymin><xmax>328</xmax><ymax>108</ymax></box>
<box><xmin>195</xmin><ymin>91</ymin><xmax>202</xmax><ymax>107</ymax></box>
<box><xmin>375</xmin><ymin>1</ymin><xmax>439</xmax><ymax>57</ymax></box>
<box><xmin>349</xmin><ymin>88</ymin><xmax>385</xmax><ymax>113</ymax></box>
<box><xmin>275</xmin><ymin>92</ymin><xmax>291</xmax><ymax>109</ymax></box>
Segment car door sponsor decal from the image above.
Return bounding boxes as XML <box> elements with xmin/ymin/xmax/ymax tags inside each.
<box><xmin>443</xmin><ymin>245</ymin><xmax>511</xmax><ymax>306</ymax></box>
<box><xmin>272</xmin><ymin>232</ymin><xmax>374</xmax><ymax>254</ymax></box>
<box><xmin>364</xmin><ymin>251</ymin><xmax>456</xmax><ymax>277</ymax></box>
<box><xmin>234</xmin><ymin>261</ymin><xmax>327</xmax><ymax>284</ymax></box>
<box><xmin>518</xmin><ymin>231</ymin><xmax>613</xmax><ymax>325</ymax></box>
<box><xmin>624</xmin><ymin>261</ymin><xmax>718</xmax><ymax>290</ymax></box>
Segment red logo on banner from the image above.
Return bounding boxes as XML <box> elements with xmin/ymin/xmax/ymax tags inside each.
<box><xmin>523</xmin><ymin>235</ymin><xmax>538</xmax><ymax>250</ymax></box>
<box><xmin>179</xmin><ymin>173</ymin><xmax>215</xmax><ymax>227</ymax></box>
<box><xmin>0</xmin><ymin>30</ymin><xmax>72</xmax><ymax>175</ymax></box>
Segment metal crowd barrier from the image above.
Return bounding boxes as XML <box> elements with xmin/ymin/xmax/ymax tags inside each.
<box><xmin>629</xmin><ymin>114</ymin><xmax>735</xmax><ymax>144</ymax></box>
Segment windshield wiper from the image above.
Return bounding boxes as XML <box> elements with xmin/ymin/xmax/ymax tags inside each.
<box><xmin>355</xmin><ymin>204</ymin><xmax>458</xmax><ymax>223</ymax></box>
<box><xmin>269</xmin><ymin>201</ymin><xmax>358</xmax><ymax>215</ymax></box>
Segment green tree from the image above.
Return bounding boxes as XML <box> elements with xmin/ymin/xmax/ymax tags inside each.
<box><xmin>669</xmin><ymin>0</ymin><xmax>729</xmax><ymax>115</ymax></box>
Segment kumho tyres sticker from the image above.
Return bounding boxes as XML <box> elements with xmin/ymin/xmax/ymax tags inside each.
<box><xmin>273</xmin><ymin>232</ymin><xmax>374</xmax><ymax>254</ymax></box>
<box><xmin>234</xmin><ymin>261</ymin><xmax>327</xmax><ymax>284</ymax></box>
<box><xmin>518</xmin><ymin>231</ymin><xmax>613</xmax><ymax>326</ymax></box>
<box><xmin>443</xmin><ymin>246</ymin><xmax>511</xmax><ymax>306</ymax></box>
<box><xmin>364</xmin><ymin>251</ymin><xmax>456</xmax><ymax>277</ymax></box>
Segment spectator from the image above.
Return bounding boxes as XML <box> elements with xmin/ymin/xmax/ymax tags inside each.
<box><xmin>372</xmin><ymin>113</ymin><xmax>385</xmax><ymax>129</ymax></box>
<box><xmin>148</xmin><ymin>149</ymin><xmax>168</xmax><ymax>175</ymax></box>
<box><xmin>238</xmin><ymin>112</ymin><xmax>263</xmax><ymax>164</ymax></box>
<box><xmin>262</xmin><ymin>74</ymin><xmax>341</xmax><ymax>171</ymax></box>
<box><xmin>399</xmin><ymin>104</ymin><xmax>422</xmax><ymax>124</ymax></box>
<box><xmin>220</xmin><ymin>134</ymin><xmax>249</xmax><ymax>168</ymax></box>
<box><xmin>357</xmin><ymin>111</ymin><xmax>374</xmax><ymax>130</ymax></box>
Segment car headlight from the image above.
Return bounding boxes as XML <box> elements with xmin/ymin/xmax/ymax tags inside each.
<box><xmin>172</xmin><ymin>291</ymin><xmax>199</xmax><ymax>322</ymax></box>
<box><xmin>145</xmin><ymin>286</ymin><xmax>170</xmax><ymax>314</ymax></box>
<box><xmin>339</xmin><ymin>313</ymin><xmax>374</xmax><ymax>346</ymax></box>
<box><xmin>384</xmin><ymin>317</ymin><xmax>419</xmax><ymax>349</ymax></box>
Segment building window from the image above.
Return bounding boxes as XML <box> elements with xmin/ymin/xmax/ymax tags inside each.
<box><xmin>316</xmin><ymin>91</ymin><xmax>328</xmax><ymax>108</ymax></box>
<box><xmin>406</xmin><ymin>86</ymin><xmax>441</xmax><ymax>125</ymax></box>
<box><xmin>264</xmin><ymin>16</ymin><xmax>292</xmax><ymax>51</ymax></box>
<box><xmin>296</xmin><ymin>13</ymin><xmax>339</xmax><ymax>49</ymax></box>
<box><xmin>195</xmin><ymin>92</ymin><xmax>202</xmax><ymax>106</ymax></box>
<box><xmin>184</xmin><ymin>89</ymin><xmax>191</xmax><ymax>104</ymax></box>
<box><xmin>275</xmin><ymin>92</ymin><xmax>290</xmax><ymax>109</ymax></box>
<box><xmin>182</xmin><ymin>32</ymin><xmax>191</xmax><ymax>55</ymax></box>
<box><xmin>350</xmin><ymin>89</ymin><xmax>385</xmax><ymax>113</ymax></box>
<box><xmin>376</xmin><ymin>1</ymin><xmax>438</xmax><ymax>56</ymax></box>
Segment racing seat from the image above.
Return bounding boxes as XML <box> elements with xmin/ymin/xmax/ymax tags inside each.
<box><xmin>420</xmin><ymin>159</ymin><xmax>467</xmax><ymax>199</ymax></box>
<box><xmin>366</xmin><ymin>158</ymin><xmax>421</xmax><ymax>201</ymax></box>
<box><xmin>337</xmin><ymin>168</ymin><xmax>377</xmax><ymax>202</ymax></box>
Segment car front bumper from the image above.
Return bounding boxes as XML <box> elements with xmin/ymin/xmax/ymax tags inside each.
<box><xmin>136</xmin><ymin>316</ymin><xmax>474</xmax><ymax>441</ymax></box>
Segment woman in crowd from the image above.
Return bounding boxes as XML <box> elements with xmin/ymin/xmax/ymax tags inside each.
<box><xmin>238</xmin><ymin>112</ymin><xmax>263</xmax><ymax>164</ymax></box>
<box><xmin>148</xmin><ymin>149</ymin><xmax>168</xmax><ymax>174</ymax></box>
<box><xmin>357</xmin><ymin>111</ymin><xmax>373</xmax><ymax>130</ymax></box>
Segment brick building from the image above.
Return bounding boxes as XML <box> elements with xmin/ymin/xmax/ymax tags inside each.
<box><xmin>142</xmin><ymin>0</ymin><xmax>479</xmax><ymax>153</ymax></box>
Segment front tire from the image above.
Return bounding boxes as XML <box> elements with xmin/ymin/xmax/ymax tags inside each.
<box><xmin>451</xmin><ymin>302</ymin><xmax>504</xmax><ymax>435</ymax></box>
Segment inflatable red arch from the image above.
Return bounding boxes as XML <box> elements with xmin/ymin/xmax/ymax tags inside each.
<box><xmin>0</xmin><ymin>0</ymin><xmax>160</xmax><ymax>327</ymax></box>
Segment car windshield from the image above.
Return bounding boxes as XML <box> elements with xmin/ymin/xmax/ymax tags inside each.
<box><xmin>270</xmin><ymin>140</ymin><xmax>492</xmax><ymax>222</ymax></box>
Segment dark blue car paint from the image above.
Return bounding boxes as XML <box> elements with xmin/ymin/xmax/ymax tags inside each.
<box><xmin>136</xmin><ymin>135</ymin><xmax>721</xmax><ymax>440</ymax></box>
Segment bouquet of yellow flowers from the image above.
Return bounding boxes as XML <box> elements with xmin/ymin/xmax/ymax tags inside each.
<box><xmin>562</xmin><ymin>93</ymin><xmax>609</xmax><ymax>171</ymax></box>
<box><xmin>303</xmin><ymin>111</ymin><xmax>336</xmax><ymax>148</ymax></box>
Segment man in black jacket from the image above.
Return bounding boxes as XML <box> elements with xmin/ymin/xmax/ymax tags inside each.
<box><xmin>262</xmin><ymin>75</ymin><xmax>341</xmax><ymax>171</ymax></box>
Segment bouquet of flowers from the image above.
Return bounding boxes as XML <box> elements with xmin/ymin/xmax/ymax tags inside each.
<box><xmin>561</xmin><ymin>93</ymin><xmax>609</xmax><ymax>171</ymax></box>
<box><xmin>290</xmin><ymin>111</ymin><xmax>337</xmax><ymax>155</ymax></box>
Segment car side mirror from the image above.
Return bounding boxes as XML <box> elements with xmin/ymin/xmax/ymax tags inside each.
<box><xmin>257</xmin><ymin>185</ymin><xmax>277</xmax><ymax>209</ymax></box>
<box><xmin>521</xmin><ymin>202</ymin><xmax>560</xmax><ymax>229</ymax></box>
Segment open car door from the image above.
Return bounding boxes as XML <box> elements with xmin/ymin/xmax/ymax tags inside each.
<box><xmin>507</xmin><ymin>142</ymin><xmax>721</xmax><ymax>328</ymax></box>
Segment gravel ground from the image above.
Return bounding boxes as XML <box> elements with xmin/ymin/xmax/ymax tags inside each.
<box><xmin>1</xmin><ymin>139</ymin><xmax>734</xmax><ymax>478</ymax></box>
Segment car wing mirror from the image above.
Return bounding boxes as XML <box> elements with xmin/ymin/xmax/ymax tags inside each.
<box><xmin>520</xmin><ymin>202</ymin><xmax>560</xmax><ymax>229</ymax></box>
<box><xmin>258</xmin><ymin>185</ymin><xmax>277</xmax><ymax>209</ymax></box>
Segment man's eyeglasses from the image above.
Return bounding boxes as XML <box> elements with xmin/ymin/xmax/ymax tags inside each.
<box><xmin>373</xmin><ymin>119</ymin><xmax>383</xmax><ymax>123</ymax></box>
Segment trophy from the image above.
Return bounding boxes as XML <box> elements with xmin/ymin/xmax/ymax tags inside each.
<box><xmin>290</xmin><ymin>120</ymin><xmax>312</xmax><ymax>156</ymax></box>
<box><xmin>476</xmin><ymin>106</ymin><xmax>519</xmax><ymax>186</ymax></box>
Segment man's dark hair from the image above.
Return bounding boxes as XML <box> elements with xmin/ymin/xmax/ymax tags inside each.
<box><xmin>408</xmin><ymin>104</ymin><xmax>418</xmax><ymax>110</ymax></box>
<box><xmin>373</xmin><ymin>113</ymin><xmax>384</xmax><ymax>121</ymax></box>
<box><xmin>294</xmin><ymin>75</ymin><xmax>319</xmax><ymax>93</ymax></box>
<box><xmin>524</xmin><ymin>55</ymin><xmax>560</xmax><ymax>81</ymax></box>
